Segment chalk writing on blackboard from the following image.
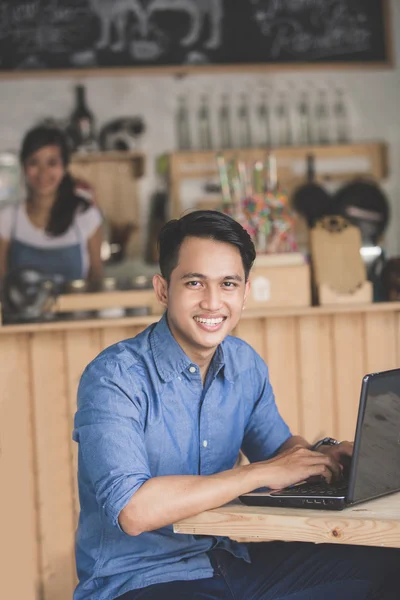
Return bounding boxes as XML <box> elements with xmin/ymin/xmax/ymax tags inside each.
<box><xmin>0</xmin><ymin>0</ymin><xmax>391</xmax><ymax>72</ymax></box>
<box><xmin>250</xmin><ymin>0</ymin><xmax>374</xmax><ymax>59</ymax></box>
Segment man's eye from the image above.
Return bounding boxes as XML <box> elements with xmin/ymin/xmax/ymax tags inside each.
<box><xmin>223</xmin><ymin>282</ymin><xmax>237</xmax><ymax>288</ymax></box>
<box><xmin>187</xmin><ymin>281</ymin><xmax>201</xmax><ymax>287</ymax></box>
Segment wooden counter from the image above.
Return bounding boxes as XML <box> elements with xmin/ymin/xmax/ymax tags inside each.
<box><xmin>2</xmin><ymin>302</ymin><xmax>400</xmax><ymax>600</ymax></box>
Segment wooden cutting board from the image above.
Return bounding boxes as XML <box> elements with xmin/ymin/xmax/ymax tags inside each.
<box><xmin>310</xmin><ymin>216</ymin><xmax>366</xmax><ymax>294</ymax></box>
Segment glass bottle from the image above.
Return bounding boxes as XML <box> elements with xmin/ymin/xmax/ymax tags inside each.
<box><xmin>69</xmin><ymin>84</ymin><xmax>96</xmax><ymax>152</ymax></box>
<box><xmin>198</xmin><ymin>95</ymin><xmax>213</xmax><ymax>150</ymax></box>
<box><xmin>219</xmin><ymin>94</ymin><xmax>232</xmax><ymax>149</ymax></box>
<box><xmin>175</xmin><ymin>95</ymin><xmax>191</xmax><ymax>150</ymax></box>
<box><xmin>315</xmin><ymin>89</ymin><xmax>330</xmax><ymax>145</ymax></box>
<box><xmin>276</xmin><ymin>92</ymin><xmax>292</xmax><ymax>147</ymax></box>
<box><xmin>237</xmin><ymin>93</ymin><xmax>252</xmax><ymax>148</ymax></box>
<box><xmin>297</xmin><ymin>91</ymin><xmax>312</xmax><ymax>146</ymax></box>
<box><xmin>257</xmin><ymin>91</ymin><xmax>271</xmax><ymax>148</ymax></box>
<box><xmin>334</xmin><ymin>89</ymin><xmax>349</xmax><ymax>144</ymax></box>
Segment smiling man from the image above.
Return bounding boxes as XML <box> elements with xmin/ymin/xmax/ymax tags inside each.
<box><xmin>73</xmin><ymin>211</ymin><xmax>398</xmax><ymax>600</ymax></box>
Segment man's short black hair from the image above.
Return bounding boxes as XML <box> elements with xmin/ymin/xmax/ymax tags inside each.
<box><xmin>158</xmin><ymin>210</ymin><xmax>256</xmax><ymax>282</ymax></box>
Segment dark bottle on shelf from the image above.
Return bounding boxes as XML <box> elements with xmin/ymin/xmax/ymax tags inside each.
<box><xmin>68</xmin><ymin>85</ymin><xmax>97</xmax><ymax>152</ymax></box>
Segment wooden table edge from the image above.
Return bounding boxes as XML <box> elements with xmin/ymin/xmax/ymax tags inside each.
<box><xmin>173</xmin><ymin>498</ymin><xmax>400</xmax><ymax>548</ymax></box>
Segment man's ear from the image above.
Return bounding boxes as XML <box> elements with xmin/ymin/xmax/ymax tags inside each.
<box><xmin>153</xmin><ymin>274</ymin><xmax>168</xmax><ymax>308</ymax></box>
<box><xmin>242</xmin><ymin>278</ymin><xmax>251</xmax><ymax>310</ymax></box>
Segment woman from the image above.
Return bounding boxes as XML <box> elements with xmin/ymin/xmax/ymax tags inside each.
<box><xmin>0</xmin><ymin>126</ymin><xmax>103</xmax><ymax>283</ymax></box>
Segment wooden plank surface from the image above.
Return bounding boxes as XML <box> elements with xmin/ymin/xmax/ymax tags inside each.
<box><xmin>264</xmin><ymin>317</ymin><xmax>301</xmax><ymax>434</ymax></box>
<box><xmin>297</xmin><ymin>315</ymin><xmax>335</xmax><ymax>441</ymax></box>
<box><xmin>364</xmin><ymin>311</ymin><xmax>398</xmax><ymax>373</ymax></box>
<box><xmin>65</xmin><ymin>329</ymin><xmax>102</xmax><ymax>524</ymax></box>
<box><xmin>332</xmin><ymin>314</ymin><xmax>366</xmax><ymax>441</ymax></box>
<box><xmin>0</xmin><ymin>334</ymin><xmax>39</xmax><ymax>600</ymax></box>
<box><xmin>234</xmin><ymin>317</ymin><xmax>265</xmax><ymax>358</ymax></box>
<box><xmin>174</xmin><ymin>493</ymin><xmax>400</xmax><ymax>549</ymax></box>
<box><xmin>30</xmin><ymin>332</ymin><xmax>76</xmax><ymax>600</ymax></box>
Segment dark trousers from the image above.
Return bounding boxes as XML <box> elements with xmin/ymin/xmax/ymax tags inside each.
<box><xmin>117</xmin><ymin>541</ymin><xmax>399</xmax><ymax>600</ymax></box>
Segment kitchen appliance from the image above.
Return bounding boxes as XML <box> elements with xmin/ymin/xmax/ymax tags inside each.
<box><xmin>99</xmin><ymin>117</ymin><xmax>145</xmax><ymax>152</ymax></box>
<box><xmin>2</xmin><ymin>268</ymin><xmax>62</xmax><ymax>323</ymax></box>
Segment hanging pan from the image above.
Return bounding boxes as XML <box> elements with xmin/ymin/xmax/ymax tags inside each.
<box><xmin>291</xmin><ymin>154</ymin><xmax>333</xmax><ymax>228</ymax></box>
<box><xmin>333</xmin><ymin>178</ymin><xmax>390</xmax><ymax>245</ymax></box>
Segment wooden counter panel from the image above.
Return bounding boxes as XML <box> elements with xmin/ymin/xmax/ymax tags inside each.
<box><xmin>0</xmin><ymin>334</ymin><xmax>39</xmax><ymax>600</ymax></box>
<box><xmin>30</xmin><ymin>332</ymin><xmax>77</xmax><ymax>600</ymax></box>
<box><xmin>297</xmin><ymin>315</ymin><xmax>335</xmax><ymax>442</ymax></box>
<box><xmin>2</xmin><ymin>306</ymin><xmax>400</xmax><ymax>600</ymax></box>
<box><xmin>264</xmin><ymin>317</ymin><xmax>302</xmax><ymax>434</ymax></box>
<box><xmin>364</xmin><ymin>311</ymin><xmax>398</xmax><ymax>373</ymax></box>
<box><xmin>332</xmin><ymin>314</ymin><xmax>366</xmax><ymax>441</ymax></box>
<box><xmin>64</xmin><ymin>329</ymin><xmax>103</xmax><ymax>522</ymax></box>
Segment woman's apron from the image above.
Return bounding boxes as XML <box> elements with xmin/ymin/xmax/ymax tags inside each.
<box><xmin>8</xmin><ymin>206</ymin><xmax>84</xmax><ymax>281</ymax></box>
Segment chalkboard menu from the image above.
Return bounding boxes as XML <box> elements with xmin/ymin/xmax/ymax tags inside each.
<box><xmin>0</xmin><ymin>0</ymin><xmax>392</xmax><ymax>73</ymax></box>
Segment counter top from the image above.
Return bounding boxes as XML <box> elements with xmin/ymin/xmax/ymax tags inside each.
<box><xmin>2</xmin><ymin>301</ymin><xmax>400</xmax><ymax>334</ymax></box>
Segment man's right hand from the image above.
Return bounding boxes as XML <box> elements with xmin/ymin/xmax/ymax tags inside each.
<box><xmin>252</xmin><ymin>445</ymin><xmax>342</xmax><ymax>490</ymax></box>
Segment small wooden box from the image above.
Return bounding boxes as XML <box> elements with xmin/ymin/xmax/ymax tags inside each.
<box><xmin>246</xmin><ymin>258</ymin><xmax>311</xmax><ymax>310</ymax></box>
<box><xmin>318</xmin><ymin>281</ymin><xmax>373</xmax><ymax>306</ymax></box>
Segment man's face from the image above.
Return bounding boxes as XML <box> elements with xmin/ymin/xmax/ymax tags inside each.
<box><xmin>154</xmin><ymin>236</ymin><xmax>249</xmax><ymax>358</ymax></box>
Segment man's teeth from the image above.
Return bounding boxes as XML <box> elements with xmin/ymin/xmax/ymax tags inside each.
<box><xmin>194</xmin><ymin>317</ymin><xmax>224</xmax><ymax>325</ymax></box>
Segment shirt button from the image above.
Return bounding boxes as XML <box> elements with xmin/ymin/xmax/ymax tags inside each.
<box><xmin>203</xmin><ymin>440</ymin><xmax>208</xmax><ymax>448</ymax></box>
<box><xmin>189</xmin><ymin>366</ymin><xmax>196</xmax><ymax>374</ymax></box>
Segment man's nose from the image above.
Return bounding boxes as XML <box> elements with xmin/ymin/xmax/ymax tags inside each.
<box><xmin>199</xmin><ymin>286</ymin><xmax>223</xmax><ymax>311</ymax></box>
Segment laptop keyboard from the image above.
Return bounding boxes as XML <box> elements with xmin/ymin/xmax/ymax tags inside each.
<box><xmin>271</xmin><ymin>480</ymin><xmax>348</xmax><ymax>497</ymax></box>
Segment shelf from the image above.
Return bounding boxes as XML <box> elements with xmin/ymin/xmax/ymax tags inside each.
<box><xmin>71</xmin><ymin>150</ymin><xmax>145</xmax><ymax>178</ymax></box>
<box><xmin>165</xmin><ymin>142</ymin><xmax>388</xmax><ymax>218</ymax></box>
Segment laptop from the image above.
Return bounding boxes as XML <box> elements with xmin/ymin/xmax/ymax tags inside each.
<box><xmin>240</xmin><ymin>369</ymin><xmax>400</xmax><ymax>511</ymax></box>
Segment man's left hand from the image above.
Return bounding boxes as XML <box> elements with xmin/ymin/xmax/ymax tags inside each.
<box><xmin>318</xmin><ymin>441</ymin><xmax>353</xmax><ymax>478</ymax></box>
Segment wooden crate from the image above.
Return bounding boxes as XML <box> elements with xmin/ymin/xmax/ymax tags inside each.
<box><xmin>70</xmin><ymin>151</ymin><xmax>145</xmax><ymax>256</ymax></box>
<box><xmin>246</xmin><ymin>262</ymin><xmax>311</xmax><ymax>309</ymax></box>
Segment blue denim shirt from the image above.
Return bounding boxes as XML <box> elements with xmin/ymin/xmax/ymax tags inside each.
<box><xmin>73</xmin><ymin>314</ymin><xmax>291</xmax><ymax>600</ymax></box>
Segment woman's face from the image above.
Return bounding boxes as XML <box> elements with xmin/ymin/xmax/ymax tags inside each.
<box><xmin>24</xmin><ymin>145</ymin><xmax>66</xmax><ymax>200</ymax></box>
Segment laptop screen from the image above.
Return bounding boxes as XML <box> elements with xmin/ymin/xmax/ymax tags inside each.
<box><xmin>351</xmin><ymin>370</ymin><xmax>400</xmax><ymax>504</ymax></box>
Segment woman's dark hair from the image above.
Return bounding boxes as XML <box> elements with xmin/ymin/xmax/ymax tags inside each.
<box><xmin>158</xmin><ymin>210</ymin><xmax>256</xmax><ymax>282</ymax></box>
<box><xmin>20</xmin><ymin>126</ymin><xmax>90</xmax><ymax>236</ymax></box>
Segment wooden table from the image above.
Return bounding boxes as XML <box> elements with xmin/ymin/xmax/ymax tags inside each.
<box><xmin>174</xmin><ymin>493</ymin><xmax>400</xmax><ymax>549</ymax></box>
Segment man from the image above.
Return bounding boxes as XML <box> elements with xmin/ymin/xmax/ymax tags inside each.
<box><xmin>74</xmin><ymin>210</ymin><xmax>398</xmax><ymax>600</ymax></box>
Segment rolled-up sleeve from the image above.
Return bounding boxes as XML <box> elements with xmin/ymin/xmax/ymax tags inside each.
<box><xmin>242</xmin><ymin>360</ymin><xmax>292</xmax><ymax>463</ymax></box>
<box><xmin>73</xmin><ymin>358</ymin><xmax>152</xmax><ymax>529</ymax></box>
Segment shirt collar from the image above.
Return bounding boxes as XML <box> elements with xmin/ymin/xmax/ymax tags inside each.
<box><xmin>150</xmin><ymin>313</ymin><xmax>233</xmax><ymax>383</ymax></box>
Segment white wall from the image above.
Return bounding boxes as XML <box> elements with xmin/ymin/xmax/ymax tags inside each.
<box><xmin>1</xmin><ymin>0</ymin><xmax>399</xmax><ymax>255</ymax></box>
